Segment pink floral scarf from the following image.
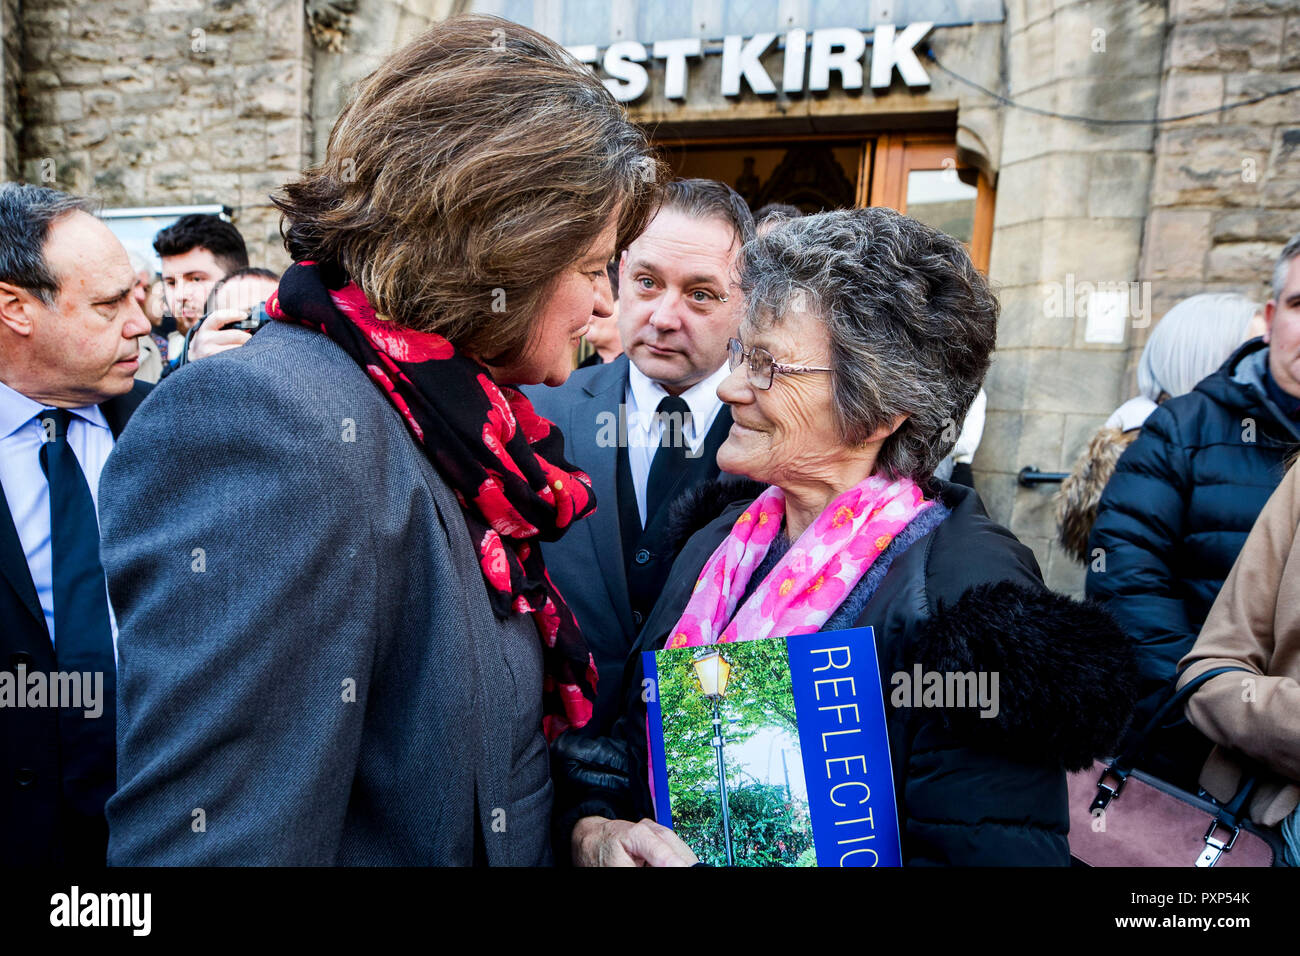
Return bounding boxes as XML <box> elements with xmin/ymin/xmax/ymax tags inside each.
<box><xmin>665</xmin><ymin>474</ymin><xmax>933</xmax><ymax>648</ymax></box>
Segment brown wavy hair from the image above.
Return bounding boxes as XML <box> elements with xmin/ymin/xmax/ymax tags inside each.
<box><xmin>273</xmin><ymin>14</ymin><xmax>664</xmax><ymax>363</ymax></box>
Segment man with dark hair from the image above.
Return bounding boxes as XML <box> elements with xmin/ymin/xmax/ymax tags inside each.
<box><xmin>0</xmin><ymin>182</ymin><xmax>152</xmax><ymax>865</ymax></box>
<box><xmin>528</xmin><ymin>178</ymin><xmax>755</xmax><ymax>740</ymax></box>
<box><xmin>182</xmin><ymin>266</ymin><xmax>281</xmax><ymax>364</ymax></box>
<box><xmin>153</xmin><ymin>213</ymin><xmax>249</xmax><ymax>337</ymax></box>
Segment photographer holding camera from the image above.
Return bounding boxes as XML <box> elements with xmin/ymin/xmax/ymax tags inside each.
<box><xmin>183</xmin><ymin>267</ymin><xmax>280</xmax><ymax>363</ymax></box>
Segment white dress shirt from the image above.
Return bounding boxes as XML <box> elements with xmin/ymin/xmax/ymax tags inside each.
<box><xmin>0</xmin><ymin>379</ymin><xmax>118</xmax><ymax>653</ymax></box>
<box><xmin>625</xmin><ymin>361</ymin><xmax>730</xmax><ymax>527</ymax></box>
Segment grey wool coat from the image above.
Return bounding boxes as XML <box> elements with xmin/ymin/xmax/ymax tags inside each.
<box><xmin>98</xmin><ymin>321</ymin><xmax>553</xmax><ymax>865</ymax></box>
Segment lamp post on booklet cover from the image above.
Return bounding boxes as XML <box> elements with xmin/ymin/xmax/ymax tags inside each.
<box><xmin>693</xmin><ymin>649</ymin><xmax>735</xmax><ymax>866</ymax></box>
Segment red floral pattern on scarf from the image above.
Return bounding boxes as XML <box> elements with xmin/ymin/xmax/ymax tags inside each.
<box><xmin>269</xmin><ymin>262</ymin><xmax>598</xmax><ymax>740</ymax></box>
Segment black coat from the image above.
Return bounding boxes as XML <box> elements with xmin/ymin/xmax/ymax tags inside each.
<box><xmin>1085</xmin><ymin>339</ymin><xmax>1299</xmax><ymax>786</ymax></box>
<box><xmin>553</xmin><ymin>479</ymin><xmax>1137</xmax><ymax>866</ymax></box>
<box><xmin>1</xmin><ymin>380</ymin><xmax>151</xmax><ymax>866</ymax></box>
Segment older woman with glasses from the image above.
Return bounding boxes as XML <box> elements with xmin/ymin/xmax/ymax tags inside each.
<box><xmin>558</xmin><ymin>207</ymin><xmax>1138</xmax><ymax>867</ymax></box>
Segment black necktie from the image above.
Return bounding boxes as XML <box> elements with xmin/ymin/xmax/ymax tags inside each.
<box><xmin>37</xmin><ymin>407</ymin><xmax>117</xmax><ymax>813</ymax></box>
<box><xmin>645</xmin><ymin>395</ymin><xmax>693</xmax><ymax>526</ymax></box>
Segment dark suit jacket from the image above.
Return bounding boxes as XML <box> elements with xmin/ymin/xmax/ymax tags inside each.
<box><xmin>527</xmin><ymin>356</ymin><xmax>732</xmax><ymax>736</ymax></box>
<box><xmin>99</xmin><ymin>323</ymin><xmax>551</xmax><ymax>865</ymax></box>
<box><xmin>0</xmin><ymin>380</ymin><xmax>151</xmax><ymax>866</ymax></box>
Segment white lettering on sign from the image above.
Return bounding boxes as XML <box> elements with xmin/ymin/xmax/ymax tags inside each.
<box><xmin>572</xmin><ymin>24</ymin><xmax>934</xmax><ymax>104</ymax></box>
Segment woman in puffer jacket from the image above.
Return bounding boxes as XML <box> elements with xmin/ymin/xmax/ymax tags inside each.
<box><xmin>1056</xmin><ymin>293</ymin><xmax>1261</xmax><ymax>564</ymax></box>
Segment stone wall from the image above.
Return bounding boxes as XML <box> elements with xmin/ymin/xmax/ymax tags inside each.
<box><xmin>1141</xmin><ymin>0</ymin><xmax>1300</xmax><ymax>323</ymax></box>
<box><xmin>17</xmin><ymin>0</ymin><xmax>311</xmax><ymax>271</ymax></box>
<box><xmin>1</xmin><ymin>0</ymin><xmax>21</xmax><ymax>181</ymax></box>
<box><xmin>975</xmin><ymin>0</ymin><xmax>1170</xmax><ymax>594</ymax></box>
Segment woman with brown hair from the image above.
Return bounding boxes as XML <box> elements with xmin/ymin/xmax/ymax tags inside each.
<box><xmin>98</xmin><ymin>15</ymin><xmax>662</xmax><ymax>865</ymax></box>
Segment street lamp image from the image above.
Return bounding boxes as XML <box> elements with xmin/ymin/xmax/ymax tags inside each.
<box><xmin>693</xmin><ymin>649</ymin><xmax>735</xmax><ymax>866</ymax></box>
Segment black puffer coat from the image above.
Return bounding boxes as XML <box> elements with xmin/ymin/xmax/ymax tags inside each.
<box><xmin>1086</xmin><ymin>339</ymin><xmax>1299</xmax><ymax>785</ymax></box>
<box><xmin>553</xmin><ymin>480</ymin><xmax>1137</xmax><ymax>866</ymax></box>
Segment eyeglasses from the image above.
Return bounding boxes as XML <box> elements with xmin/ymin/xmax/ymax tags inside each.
<box><xmin>727</xmin><ymin>337</ymin><xmax>833</xmax><ymax>391</ymax></box>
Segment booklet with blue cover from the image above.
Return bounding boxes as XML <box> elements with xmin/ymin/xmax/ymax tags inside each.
<box><xmin>643</xmin><ymin>627</ymin><xmax>902</xmax><ymax>867</ymax></box>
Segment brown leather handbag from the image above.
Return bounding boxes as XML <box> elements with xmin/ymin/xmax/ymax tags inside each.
<box><xmin>1067</xmin><ymin>666</ymin><xmax>1287</xmax><ymax>867</ymax></box>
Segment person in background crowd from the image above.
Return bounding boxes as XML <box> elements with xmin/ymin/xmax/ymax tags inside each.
<box><xmin>153</xmin><ymin>213</ymin><xmax>248</xmax><ymax>341</ymax></box>
<box><xmin>125</xmin><ymin>248</ymin><xmax>163</xmax><ymax>383</ymax></box>
<box><xmin>181</xmin><ymin>266</ymin><xmax>280</xmax><ymax>364</ymax></box>
<box><xmin>753</xmin><ymin>202</ymin><xmax>802</xmax><ymax>236</ymax></box>
<box><xmin>0</xmin><ymin>183</ymin><xmax>152</xmax><ymax>866</ymax></box>
<box><xmin>578</xmin><ymin>261</ymin><xmax>623</xmax><ymax>368</ymax></box>
<box><xmin>97</xmin><ymin>15</ymin><xmax>660</xmax><ymax>866</ymax></box>
<box><xmin>561</xmin><ymin>207</ymin><xmax>1136</xmax><ymax>867</ymax></box>
<box><xmin>527</xmin><ymin>179</ymin><xmax>754</xmax><ymax>742</ymax></box>
<box><xmin>1179</xmin><ymin>460</ymin><xmax>1300</xmax><ymax>867</ymax></box>
<box><xmin>1087</xmin><ymin>236</ymin><xmax>1300</xmax><ymax>790</ymax></box>
<box><xmin>1058</xmin><ymin>292</ymin><xmax>1261</xmax><ymax>564</ymax></box>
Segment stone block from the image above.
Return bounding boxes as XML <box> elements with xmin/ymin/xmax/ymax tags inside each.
<box><xmin>1206</xmin><ymin>240</ymin><xmax>1286</xmax><ymax>280</ymax></box>
<box><xmin>1022</xmin><ymin>347</ymin><xmax>1129</xmax><ymax>415</ymax></box>
<box><xmin>993</xmin><ymin>152</ymin><xmax>1093</xmax><ymax>227</ymax></box>
<box><xmin>1169</xmin><ymin>19</ymin><xmax>1283</xmax><ymax>71</ymax></box>
<box><xmin>1285</xmin><ymin>16</ymin><xmax>1300</xmax><ymax>71</ymax></box>
<box><xmin>1262</xmin><ymin>177</ymin><xmax>1300</xmax><ymax>207</ymax></box>
<box><xmin>1050</xmin><ymin>76</ymin><xmax>1160</xmax><ymax>153</ymax></box>
<box><xmin>64</xmin><ymin>117</ymin><xmax>108</xmax><ymax>148</ymax></box>
<box><xmin>999</xmin><ymin>94</ymin><xmax>1065</xmax><ymax>165</ymax></box>
<box><xmin>1038</xmin><ymin>216</ymin><xmax>1145</xmax><ymax>290</ymax></box>
<box><xmin>1211</xmin><ymin>208</ymin><xmax>1300</xmax><ymax>243</ymax></box>
<box><xmin>53</xmin><ymin>88</ymin><xmax>82</xmax><ymax>122</ymax></box>
<box><xmin>1223</xmin><ymin>72</ymin><xmax>1300</xmax><ymax>125</ymax></box>
<box><xmin>1142</xmin><ymin>208</ymin><xmax>1212</xmax><ymax>280</ymax></box>
<box><xmin>994</xmin><ymin>284</ymin><xmax>1043</xmax><ymax>351</ymax></box>
<box><xmin>1159</xmin><ymin>70</ymin><xmax>1224</xmax><ymax>128</ymax></box>
<box><xmin>990</xmin><ymin>220</ymin><xmax>1047</xmax><ymax>287</ymax></box>
<box><xmin>1053</xmin><ymin>0</ymin><xmax>1167</xmax><ymax>80</ymax></box>
<box><xmin>1150</xmin><ymin>126</ymin><xmax>1273</xmax><ymax>206</ymax></box>
<box><xmin>1088</xmin><ymin>151</ymin><xmax>1153</xmax><ymax>218</ymax></box>
<box><xmin>1171</xmin><ymin>0</ymin><xmax>1227</xmax><ymax>20</ymax></box>
<box><xmin>985</xmin><ymin>351</ymin><xmax>1031</xmax><ymax>415</ymax></box>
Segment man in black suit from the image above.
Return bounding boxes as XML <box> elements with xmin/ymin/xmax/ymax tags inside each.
<box><xmin>0</xmin><ymin>183</ymin><xmax>152</xmax><ymax>866</ymax></box>
<box><xmin>529</xmin><ymin>180</ymin><xmax>755</xmax><ymax>737</ymax></box>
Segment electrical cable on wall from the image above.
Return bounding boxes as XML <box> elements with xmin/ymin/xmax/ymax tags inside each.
<box><xmin>923</xmin><ymin>46</ymin><xmax>1300</xmax><ymax>127</ymax></box>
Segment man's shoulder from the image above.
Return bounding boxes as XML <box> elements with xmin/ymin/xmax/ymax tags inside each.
<box><xmin>526</xmin><ymin>354</ymin><xmax>628</xmax><ymax>418</ymax></box>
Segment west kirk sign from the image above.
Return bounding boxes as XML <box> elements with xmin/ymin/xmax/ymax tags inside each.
<box><xmin>567</xmin><ymin>23</ymin><xmax>934</xmax><ymax>103</ymax></box>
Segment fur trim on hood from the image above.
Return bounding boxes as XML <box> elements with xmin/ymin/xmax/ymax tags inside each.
<box><xmin>914</xmin><ymin>580</ymin><xmax>1138</xmax><ymax>771</ymax></box>
<box><xmin>1055</xmin><ymin>426</ymin><xmax>1140</xmax><ymax>564</ymax></box>
<box><xmin>662</xmin><ymin>476</ymin><xmax>768</xmax><ymax>557</ymax></box>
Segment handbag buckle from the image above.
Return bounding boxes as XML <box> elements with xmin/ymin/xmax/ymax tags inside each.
<box><xmin>1090</xmin><ymin>766</ymin><xmax>1128</xmax><ymax>813</ymax></box>
<box><xmin>1195</xmin><ymin>819</ymin><xmax>1240</xmax><ymax>867</ymax></box>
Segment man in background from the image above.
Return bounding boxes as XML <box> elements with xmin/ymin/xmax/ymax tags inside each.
<box><xmin>153</xmin><ymin>213</ymin><xmax>249</xmax><ymax>345</ymax></box>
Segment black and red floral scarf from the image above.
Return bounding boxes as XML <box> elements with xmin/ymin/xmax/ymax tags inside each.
<box><xmin>268</xmin><ymin>261</ymin><xmax>598</xmax><ymax>740</ymax></box>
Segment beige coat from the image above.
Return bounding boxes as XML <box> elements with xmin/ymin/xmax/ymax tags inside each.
<box><xmin>1178</xmin><ymin>462</ymin><xmax>1300</xmax><ymax>826</ymax></box>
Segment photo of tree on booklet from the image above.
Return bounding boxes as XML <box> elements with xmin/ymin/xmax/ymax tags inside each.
<box><xmin>644</xmin><ymin>627</ymin><xmax>902</xmax><ymax>867</ymax></box>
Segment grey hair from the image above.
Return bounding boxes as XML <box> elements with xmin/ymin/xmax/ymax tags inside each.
<box><xmin>1274</xmin><ymin>232</ymin><xmax>1300</xmax><ymax>302</ymax></box>
<box><xmin>1139</xmin><ymin>293</ymin><xmax>1259</xmax><ymax>401</ymax></box>
<box><xmin>740</xmin><ymin>206</ymin><xmax>997</xmax><ymax>483</ymax></box>
<box><xmin>0</xmin><ymin>183</ymin><xmax>98</xmax><ymax>306</ymax></box>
